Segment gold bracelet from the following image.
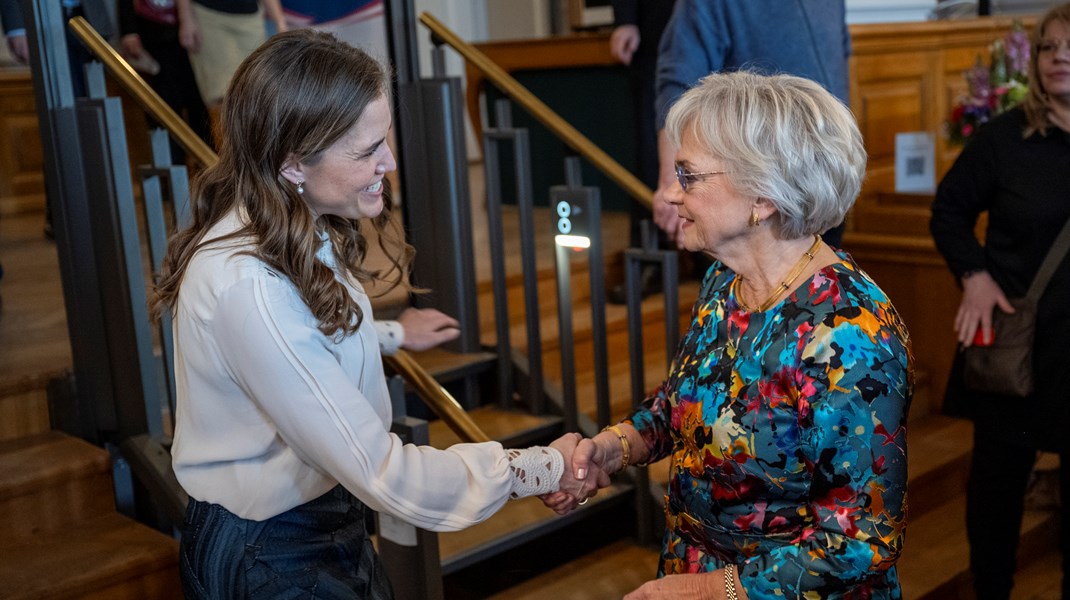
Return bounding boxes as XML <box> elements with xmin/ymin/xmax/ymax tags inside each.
<box><xmin>602</xmin><ymin>424</ymin><xmax>630</xmax><ymax>472</ymax></box>
<box><xmin>724</xmin><ymin>564</ymin><xmax>739</xmax><ymax>600</ymax></box>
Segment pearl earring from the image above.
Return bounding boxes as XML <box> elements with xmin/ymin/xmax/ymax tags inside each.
<box><xmin>297</xmin><ymin>181</ymin><xmax>304</xmax><ymax>195</ymax></box>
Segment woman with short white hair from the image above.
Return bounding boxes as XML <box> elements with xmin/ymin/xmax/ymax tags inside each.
<box><xmin>562</xmin><ymin>71</ymin><xmax>913</xmax><ymax>599</ymax></box>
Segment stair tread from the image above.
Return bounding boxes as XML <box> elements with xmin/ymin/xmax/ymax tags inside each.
<box><xmin>473</xmin><ymin>206</ymin><xmax>630</xmax><ymax>294</ymax></box>
<box><xmin>0</xmin><ymin>431</ymin><xmax>110</xmax><ymax>500</ymax></box>
<box><xmin>483</xmin><ymin>280</ymin><xmax>701</xmax><ymax>350</ymax></box>
<box><xmin>406</xmin><ymin>347</ymin><xmax>497</xmax><ymax>382</ymax></box>
<box><xmin>0</xmin><ymin>512</ymin><xmax>179</xmax><ymax>599</ymax></box>
<box><xmin>906</xmin><ymin>415</ymin><xmax>973</xmax><ymax>479</ymax></box>
<box><xmin>898</xmin><ymin>495</ymin><xmax>1057</xmax><ymax>599</ymax></box>
<box><xmin>485</xmin><ymin>539</ymin><xmax>659</xmax><ymax>600</ymax></box>
<box><xmin>427</xmin><ymin>405</ymin><xmax>562</xmax><ymax>449</ymax></box>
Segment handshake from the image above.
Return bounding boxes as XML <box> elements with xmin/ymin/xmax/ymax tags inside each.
<box><xmin>540</xmin><ymin>425</ymin><xmax>639</xmax><ymax>515</ymax></box>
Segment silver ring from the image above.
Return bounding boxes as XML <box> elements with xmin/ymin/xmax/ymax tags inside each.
<box><xmin>578</xmin><ymin>497</ymin><xmax>589</xmax><ymax>506</ymax></box>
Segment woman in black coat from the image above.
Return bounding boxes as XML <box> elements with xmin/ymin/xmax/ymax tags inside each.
<box><xmin>930</xmin><ymin>5</ymin><xmax>1070</xmax><ymax>599</ymax></box>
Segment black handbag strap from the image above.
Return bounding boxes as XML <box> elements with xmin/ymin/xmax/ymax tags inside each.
<box><xmin>1027</xmin><ymin>215</ymin><xmax>1070</xmax><ymax>302</ymax></box>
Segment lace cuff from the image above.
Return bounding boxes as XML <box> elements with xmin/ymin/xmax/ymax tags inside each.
<box><xmin>506</xmin><ymin>446</ymin><xmax>564</xmax><ymax>499</ymax></box>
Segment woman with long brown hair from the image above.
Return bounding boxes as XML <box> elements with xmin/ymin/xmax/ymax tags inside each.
<box><xmin>152</xmin><ymin>29</ymin><xmax>590</xmax><ymax>598</ymax></box>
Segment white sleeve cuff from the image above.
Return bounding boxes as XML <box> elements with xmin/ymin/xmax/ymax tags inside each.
<box><xmin>374</xmin><ymin>319</ymin><xmax>404</xmax><ymax>356</ymax></box>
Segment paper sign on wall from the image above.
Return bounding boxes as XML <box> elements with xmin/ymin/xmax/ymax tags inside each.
<box><xmin>895</xmin><ymin>132</ymin><xmax>936</xmax><ymax>194</ymax></box>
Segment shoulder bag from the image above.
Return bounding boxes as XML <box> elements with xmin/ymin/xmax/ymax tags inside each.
<box><xmin>963</xmin><ymin>216</ymin><xmax>1070</xmax><ymax>397</ymax></box>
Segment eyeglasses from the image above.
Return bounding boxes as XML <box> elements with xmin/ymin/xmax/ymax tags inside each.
<box><xmin>1037</xmin><ymin>38</ymin><xmax>1070</xmax><ymax>55</ymax></box>
<box><xmin>675</xmin><ymin>163</ymin><xmax>727</xmax><ymax>191</ymax></box>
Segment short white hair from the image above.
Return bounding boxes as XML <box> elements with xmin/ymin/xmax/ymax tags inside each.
<box><xmin>665</xmin><ymin>71</ymin><xmax>865</xmax><ymax>239</ymax></box>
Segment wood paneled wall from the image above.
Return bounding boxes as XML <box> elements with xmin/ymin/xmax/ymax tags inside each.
<box><xmin>844</xmin><ymin>16</ymin><xmax>1028</xmax><ymax>417</ymax></box>
<box><xmin>848</xmin><ymin>16</ymin><xmax>1030</xmax><ymax>236</ymax></box>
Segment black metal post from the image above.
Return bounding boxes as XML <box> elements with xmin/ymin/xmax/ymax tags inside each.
<box><xmin>139</xmin><ymin>128</ymin><xmax>192</xmax><ymax>419</ymax></box>
<box><xmin>554</xmin><ymin>243</ymin><xmax>578</xmax><ymax>432</ymax></box>
<box><xmin>623</xmin><ymin>242</ymin><xmax>678</xmax><ymax>544</ymax></box>
<box><xmin>23</xmin><ymin>0</ymin><xmax>111</xmax><ymax>441</ymax></box>
<box><xmin>379</xmin><ymin>376</ymin><xmax>444</xmax><ymax>600</ymax></box>
<box><xmin>561</xmin><ymin>157</ymin><xmax>609</xmax><ymax>428</ymax></box>
<box><xmin>483</xmin><ymin>100</ymin><xmax>544</xmax><ymax>412</ymax></box>
<box><xmin>76</xmin><ymin>64</ymin><xmax>161</xmax><ymax>440</ymax></box>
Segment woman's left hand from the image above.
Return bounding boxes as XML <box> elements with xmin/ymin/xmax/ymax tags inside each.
<box><xmin>625</xmin><ymin>572</ymin><xmax>730</xmax><ymax>599</ymax></box>
<box><xmin>396</xmin><ymin>307</ymin><xmax>460</xmax><ymax>351</ymax></box>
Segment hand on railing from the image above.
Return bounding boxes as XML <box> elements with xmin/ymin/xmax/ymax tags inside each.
<box><xmin>396</xmin><ymin>307</ymin><xmax>461</xmax><ymax>351</ymax></box>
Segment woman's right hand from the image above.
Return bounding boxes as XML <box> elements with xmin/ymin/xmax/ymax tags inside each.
<box><xmin>956</xmin><ymin>270</ymin><xmax>1015</xmax><ymax>347</ymax></box>
<box><xmin>609</xmin><ymin>25</ymin><xmax>640</xmax><ymax>65</ymax></box>
<box><xmin>178</xmin><ymin>11</ymin><xmax>201</xmax><ymax>53</ymax></box>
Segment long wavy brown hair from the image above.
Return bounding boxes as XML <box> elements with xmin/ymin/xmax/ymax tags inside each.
<box><xmin>1023</xmin><ymin>3</ymin><xmax>1070</xmax><ymax>136</ymax></box>
<box><xmin>150</xmin><ymin>29</ymin><xmax>414</xmax><ymax>337</ymax></box>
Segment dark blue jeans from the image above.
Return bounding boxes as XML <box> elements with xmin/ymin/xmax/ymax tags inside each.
<box><xmin>180</xmin><ymin>485</ymin><xmax>394</xmax><ymax>599</ymax></box>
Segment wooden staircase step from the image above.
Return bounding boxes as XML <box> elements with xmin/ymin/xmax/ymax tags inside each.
<box><xmin>485</xmin><ymin>280</ymin><xmax>700</xmax><ymax>351</ymax></box>
<box><xmin>427</xmin><ymin>405</ymin><xmax>563</xmax><ymax>450</ymax></box>
<box><xmin>406</xmin><ymin>347</ymin><xmax>498</xmax><ymax>384</ymax></box>
<box><xmin>898</xmin><ymin>495</ymin><xmax>1058</xmax><ymax>600</ymax></box>
<box><xmin>439</xmin><ymin>482</ymin><xmax>633</xmax><ymax>574</ymax></box>
<box><xmin>0</xmin><ymin>512</ymin><xmax>181</xmax><ymax>600</ymax></box>
<box><xmin>1008</xmin><ymin>547</ymin><xmax>1064</xmax><ymax>600</ymax></box>
<box><xmin>0</xmin><ymin>374</ymin><xmax>52</xmax><ymax>442</ymax></box>
<box><xmin>485</xmin><ymin>539</ymin><xmax>660</xmax><ymax>600</ymax></box>
<box><xmin>905</xmin><ymin>415</ymin><xmax>972</xmax><ymax>520</ymax></box>
<box><xmin>472</xmin><ymin>206</ymin><xmax>630</xmax><ymax>295</ymax></box>
<box><xmin>0</xmin><ymin>431</ymin><xmax>116</xmax><ymax>543</ymax></box>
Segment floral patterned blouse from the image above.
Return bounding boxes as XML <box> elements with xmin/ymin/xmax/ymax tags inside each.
<box><xmin>627</xmin><ymin>252</ymin><xmax>912</xmax><ymax>599</ymax></box>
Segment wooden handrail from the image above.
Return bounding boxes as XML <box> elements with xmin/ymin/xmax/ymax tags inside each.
<box><xmin>384</xmin><ymin>353</ymin><xmax>491</xmax><ymax>443</ymax></box>
<box><xmin>68</xmin><ymin>16</ymin><xmax>216</xmax><ymax>167</ymax></box>
<box><xmin>67</xmin><ymin>15</ymin><xmax>490</xmax><ymax>446</ymax></box>
<box><xmin>419</xmin><ymin>11</ymin><xmax>654</xmax><ymax>210</ymax></box>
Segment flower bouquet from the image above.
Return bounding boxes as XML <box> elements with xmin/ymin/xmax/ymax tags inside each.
<box><xmin>946</xmin><ymin>21</ymin><xmax>1031</xmax><ymax>145</ymax></box>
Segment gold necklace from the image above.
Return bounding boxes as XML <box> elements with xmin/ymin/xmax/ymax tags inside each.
<box><xmin>734</xmin><ymin>235</ymin><xmax>823</xmax><ymax>313</ymax></box>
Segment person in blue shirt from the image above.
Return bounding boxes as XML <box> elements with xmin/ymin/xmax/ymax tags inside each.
<box><xmin>650</xmin><ymin>0</ymin><xmax>851</xmax><ymax>250</ymax></box>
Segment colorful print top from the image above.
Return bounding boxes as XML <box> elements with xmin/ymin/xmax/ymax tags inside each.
<box><xmin>628</xmin><ymin>252</ymin><xmax>912</xmax><ymax>600</ymax></box>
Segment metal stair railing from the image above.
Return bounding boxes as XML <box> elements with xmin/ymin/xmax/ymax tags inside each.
<box><xmin>418</xmin><ymin>11</ymin><xmax>681</xmax><ymax>544</ymax></box>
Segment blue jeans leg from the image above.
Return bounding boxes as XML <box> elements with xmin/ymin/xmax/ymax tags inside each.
<box><xmin>179</xmin><ymin>486</ymin><xmax>394</xmax><ymax>599</ymax></box>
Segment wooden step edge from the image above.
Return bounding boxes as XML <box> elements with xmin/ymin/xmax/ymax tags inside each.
<box><xmin>0</xmin><ymin>431</ymin><xmax>111</xmax><ymax>499</ymax></box>
<box><xmin>483</xmin><ymin>539</ymin><xmax>660</xmax><ymax>600</ymax></box>
<box><xmin>0</xmin><ymin>512</ymin><xmax>180</xmax><ymax>600</ymax></box>
<box><xmin>439</xmin><ymin>482</ymin><xmax>634</xmax><ymax>575</ymax></box>
<box><xmin>483</xmin><ymin>285</ymin><xmax>699</xmax><ymax>351</ymax></box>
<box><xmin>427</xmin><ymin>405</ymin><xmax>563</xmax><ymax>450</ymax></box>
<box><xmin>405</xmin><ymin>348</ymin><xmax>498</xmax><ymax>383</ymax></box>
<box><xmin>898</xmin><ymin>495</ymin><xmax>1058</xmax><ymax>600</ymax></box>
<box><xmin>475</xmin><ymin>248</ymin><xmax>628</xmax><ymax>296</ymax></box>
<box><xmin>0</xmin><ymin>368</ymin><xmax>67</xmax><ymax>399</ymax></box>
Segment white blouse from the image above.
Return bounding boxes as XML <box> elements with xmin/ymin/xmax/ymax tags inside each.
<box><xmin>171</xmin><ymin>211</ymin><xmax>514</xmax><ymax>528</ymax></box>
